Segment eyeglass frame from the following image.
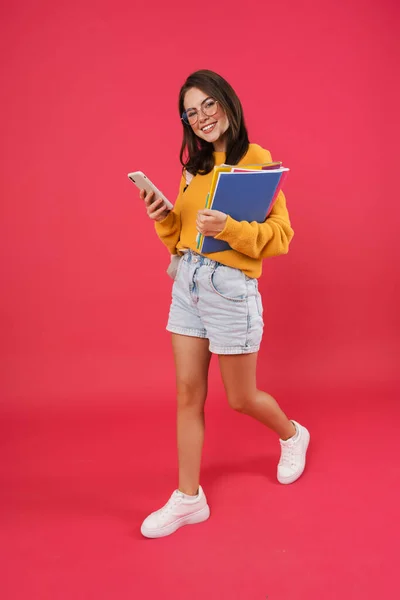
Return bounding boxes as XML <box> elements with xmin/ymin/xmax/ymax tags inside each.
<box><xmin>181</xmin><ymin>97</ymin><xmax>219</xmax><ymax>126</ymax></box>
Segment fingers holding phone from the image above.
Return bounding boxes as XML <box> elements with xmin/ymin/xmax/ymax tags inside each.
<box><xmin>141</xmin><ymin>189</ymin><xmax>170</xmax><ymax>222</ymax></box>
<box><xmin>128</xmin><ymin>171</ymin><xmax>173</xmax><ymax>222</ymax></box>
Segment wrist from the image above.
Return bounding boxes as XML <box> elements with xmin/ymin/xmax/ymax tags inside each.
<box><xmin>156</xmin><ymin>210</ymin><xmax>171</xmax><ymax>223</ymax></box>
<box><xmin>217</xmin><ymin>215</ymin><xmax>228</xmax><ymax>233</ymax></box>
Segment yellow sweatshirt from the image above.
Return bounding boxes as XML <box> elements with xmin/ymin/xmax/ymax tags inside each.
<box><xmin>155</xmin><ymin>144</ymin><xmax>294</xmax><ymax>279</ymax></box>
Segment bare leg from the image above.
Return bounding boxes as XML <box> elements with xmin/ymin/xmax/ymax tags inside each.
<box><xmin>172</xmin><ymin>334</ymin><xmax>212</xmax><ymax>495</ymax></box>
<box><xmin>218</xmin><ymin>353</ymin><xmax>295</xmax><ymax>440</ymax></box>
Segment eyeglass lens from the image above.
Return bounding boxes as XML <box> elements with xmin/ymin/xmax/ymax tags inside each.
<box><xmin>183</xmin><ymin>98</ymin><xmax>218</xmax><ymax>125</ymax></box>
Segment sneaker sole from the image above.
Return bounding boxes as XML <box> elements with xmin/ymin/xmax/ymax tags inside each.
<box><xmin>277</xmin><ymin>428</ymin><xmax>310</xmax><ymax>485</ymax></box>
<box><xmin>141</xmin><ymin>504</ymin><xmax>210</xmax><ymax>539</ymax></box>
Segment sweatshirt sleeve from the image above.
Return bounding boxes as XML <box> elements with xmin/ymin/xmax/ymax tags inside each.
<box><xmin>213</xmin><ymin>189</ymin><xmax>294</xmax><ymax>260</ymax></box>
<box><xmin>154</xmin><ymin>173</ymin><xmax>186</xmax><ymax>255</ymax></box>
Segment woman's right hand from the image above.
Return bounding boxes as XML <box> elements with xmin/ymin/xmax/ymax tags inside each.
<box><xmin>140</xmin><ymin>189</ymin><xmax>171</xmax><ymax>222</ymax></box>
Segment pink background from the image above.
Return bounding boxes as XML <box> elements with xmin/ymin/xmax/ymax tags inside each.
<box><xmin>1</xmin><ymin>0</ymin><xmax>399</xmax><ymax>404</ymax></box>
<box><xmin>1</xmin><ymin>0</ymin><xmax>399</xmax><ymax>598</ymax></box>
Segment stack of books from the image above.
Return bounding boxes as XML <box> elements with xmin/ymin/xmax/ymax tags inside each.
<box><xmin>196</xmin><ymin>162</ymin><xmax>289</xmax><ymax>253</ymax></box>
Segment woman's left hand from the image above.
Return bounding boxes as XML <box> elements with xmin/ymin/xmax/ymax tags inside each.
<box><xmin>196</xmin><ymin>209</ymin><xmax>228</xmax><ymax>237</ymax></box>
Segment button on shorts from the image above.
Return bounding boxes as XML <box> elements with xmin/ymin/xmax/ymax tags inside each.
<box><xmin>166</xmin><ymin>250</ymin><xmax>264</xmax><ymax>355</ymax></box>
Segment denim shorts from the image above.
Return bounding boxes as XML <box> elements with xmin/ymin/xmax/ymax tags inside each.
<box><xmin>167</xmin><ymin>250</ymin><xmax>264</xmax><ymax>354</ymax></box>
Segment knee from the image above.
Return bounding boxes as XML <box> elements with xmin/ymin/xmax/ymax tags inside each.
<box><xmin>177</xmin><ymin>379</ymin><xmax>207</xmax><ymax>410</ymax></box>
<box><xmin>227</xmin><ymin>393</ymin><xmax>252</xmax><ymax>414</ymax></box>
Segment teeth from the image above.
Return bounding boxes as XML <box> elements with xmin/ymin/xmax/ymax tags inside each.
<box><xmin>203</xmin><ymin>123</ymin><xmax>215</xmax><ymax>132</ymax></box>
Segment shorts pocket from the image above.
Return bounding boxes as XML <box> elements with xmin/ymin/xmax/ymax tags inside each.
<box><xmin>209</xmin><ymin>265</ymin><xmax>247</xmax><ymax>302</ymax></box>
<box><xmin>167</xmin><ymin>255</ymin><xmax>183</xmax><ymax>280</ymax></box>
<box><xmin>175</xmin><ymin>256</ymin><xmax>185</xmax><ymax>281</ymax></box>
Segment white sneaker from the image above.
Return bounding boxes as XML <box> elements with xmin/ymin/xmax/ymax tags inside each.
<box><xmin>277</xmin><ymin>420</ymin><xmax>310</xmax><ymax>484</ymax></box>
<box><xmin>140</xmin><ymin>486</ymin><xmax>210</xmax><ymax>538</ymax></box>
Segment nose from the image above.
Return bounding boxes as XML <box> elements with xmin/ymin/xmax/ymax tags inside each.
<box><xmin>198</xmin><ymin>111</ymin><xmax>210</xmax><ymax>124</ymax></box>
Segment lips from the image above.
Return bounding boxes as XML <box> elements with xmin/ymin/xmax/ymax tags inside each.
<box><xmin>201</xmin><ymin>122</ymin><xmax>217</xmax><ymax>134</ymax></box>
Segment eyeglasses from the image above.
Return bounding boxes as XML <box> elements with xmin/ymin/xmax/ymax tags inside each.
<box><xmin>181</xmin><ymin>97</ymin><xmax>219</xmax><ymax>126</ymax></box>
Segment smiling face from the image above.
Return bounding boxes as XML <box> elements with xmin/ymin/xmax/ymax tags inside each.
<box><xmin>183</xmin><ymin>87</ymin><xmax>230</xmax><ymax>152</ymax></box>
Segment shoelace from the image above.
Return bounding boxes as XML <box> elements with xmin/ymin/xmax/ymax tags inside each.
<box><xmin>157</xmin><ymin>492</ymin><xmax>183</xmax><ymax>517</ymax></box>
<box><xmin>279</xmin><ymin>442</ymin><xmax>296</xmax><ymax>468</ymax></box>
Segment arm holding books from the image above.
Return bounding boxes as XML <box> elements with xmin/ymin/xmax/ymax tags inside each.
<box><xmin>196</xmin><ymin>209</ymin><xmax>228</xmax><ymax>237</ymax></box>
<box><xmin>212</xmin><ymin>190</ymin><xmax>294</xmax><ymax>259</ymax></box>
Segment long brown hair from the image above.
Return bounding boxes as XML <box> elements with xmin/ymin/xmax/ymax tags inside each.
<box><xmin>179</xmin><ymin>70</ymin><xmax>249</xmax><ymax>176</ymax></box>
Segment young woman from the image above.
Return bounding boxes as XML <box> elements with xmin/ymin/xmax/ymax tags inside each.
<box><xmin>139</xmin><ymin>70</ymin><xmax>310</xmax><ymax>539</ymax></box>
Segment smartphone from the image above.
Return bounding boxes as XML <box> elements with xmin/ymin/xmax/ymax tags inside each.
<box><xmin>127</xmin><ymin>171</ymin><xmax>173</xmax><ymax>210</ymax></box>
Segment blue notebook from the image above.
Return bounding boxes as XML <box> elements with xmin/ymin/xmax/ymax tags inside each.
<box><xmin>199</xmin><ymin>168</ymin><xmax>288</xmax><ymax>254</ymax></box>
